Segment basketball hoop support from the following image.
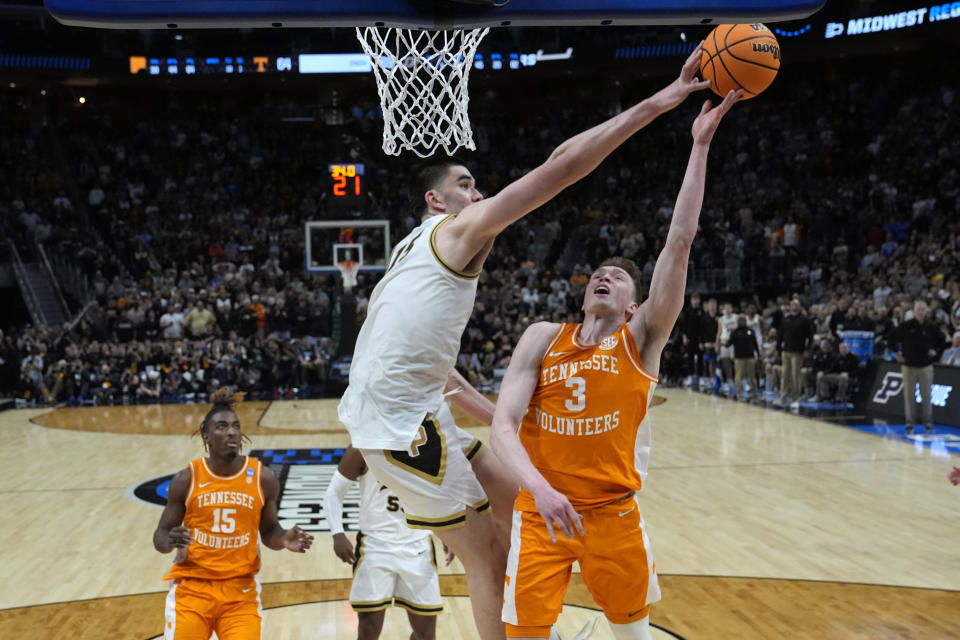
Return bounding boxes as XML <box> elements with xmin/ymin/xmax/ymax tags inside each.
<box><xmin>337</xmin><ymin>260</ymin><xmax>360</xmax><ymax>292</ymax></box>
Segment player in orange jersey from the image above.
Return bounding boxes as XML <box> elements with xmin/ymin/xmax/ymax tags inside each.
<box><xmin>491</xmin><ymin>89</ymin><xmax>743</xmax><ymax>640</ymax></box>
<box><xmin>153</xmin><ymin>388</ymin><xmax>313</xmax><ymax>640</ymax></box>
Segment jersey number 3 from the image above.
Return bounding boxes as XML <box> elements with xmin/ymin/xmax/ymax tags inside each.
<box><xmin>565</xmin><ymin>376</ymin><xmax>586</xmax><ymax>411</ymax></box>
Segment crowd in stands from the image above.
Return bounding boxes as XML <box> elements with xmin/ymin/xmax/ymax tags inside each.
<box><xmin>1</xmin><ymin>51</ymin><xmax>958</xmax><ymax>408</ymax></box>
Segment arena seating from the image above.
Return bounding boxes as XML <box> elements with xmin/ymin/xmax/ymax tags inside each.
<box><xmin>2</xmin><ymin>52</ymin><xmax>957</xmax><ymax>405</ymax></box>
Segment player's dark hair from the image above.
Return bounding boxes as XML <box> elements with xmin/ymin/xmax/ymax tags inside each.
<box><xmin>598</xmin><ymin>257</ymin><xmax>644</xmax><ymax>303</ymax></box>
<box><xmin>196</xmin><ymin>387</ymin><xmax>251</xmax><ymax>450</ymax></box>
<box><xmin>410</xmin><ymin>156</ymin><xmax>470</xmax><ymax>212</ymax></box>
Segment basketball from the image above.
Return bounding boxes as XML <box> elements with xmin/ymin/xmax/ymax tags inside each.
<box><xmin>699</xmin><ymin>23</ymin><xmax>781</xmax><ymax>100</ymax></box>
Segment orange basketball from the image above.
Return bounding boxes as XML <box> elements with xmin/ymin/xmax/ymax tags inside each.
<box><xmin>699</xmin><ymin>23</ymin><xmax>781</xmax><ymax>100</ymax></box>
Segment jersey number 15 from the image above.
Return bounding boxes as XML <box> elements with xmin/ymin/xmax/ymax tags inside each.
<box><xmin>211</xmin><ymin>508</ymin><xmax>236</xmax><ymax>533</ymax></box>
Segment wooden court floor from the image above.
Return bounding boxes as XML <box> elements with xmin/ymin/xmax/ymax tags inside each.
<box><xmin>1</xmin><ymin>388</ymin><xmax>958</xmax><ymax>639</ymax></box>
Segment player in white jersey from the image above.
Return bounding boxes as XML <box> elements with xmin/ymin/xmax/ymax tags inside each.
<box><xmin>716</xmin><ymin>302</ymin><xmax>739</xmax><ymax>392</ymax></box>
<box><xmin>337</xmin><ymin>45</ymin><xmax>718</xmax><ymax>640</ymax></box>
<box><xmin>325</xmin><ymin>447</ymin><xmax>443</xmax><ymax>640</ymax></box>
<box><xmin>744</xmin><ymin>304</ymin><xmax>765</xmax><ymax>390</ymax></box>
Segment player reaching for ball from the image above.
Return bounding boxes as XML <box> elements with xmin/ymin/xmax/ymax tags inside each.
<box><xmin>338</xmin><ymin>44</ymin><xmax>723</xmax><ymax>640</ymax></box>
<box><xmin>153</xmin><ymin>387</ymin><xmax>314</xmax><ymax>640</ymax></box>
<box><xmin>490</xmin><ymin>89</ymin><xmax>743</xmax><ymax>640</ymax></box>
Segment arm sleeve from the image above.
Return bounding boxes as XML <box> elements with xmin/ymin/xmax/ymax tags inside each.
<box><xmin>322</xmin><ymin>470</ymin><xmax>354</xmax><ymax>535</ymax></box>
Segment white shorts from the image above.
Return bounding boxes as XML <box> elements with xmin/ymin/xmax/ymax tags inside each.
<box><xmin>350</xmin><ymin>534</ymin><xmax>443</xmax><ymax>616</ymax></box>
<box><xmin>360</xmin><ymin>404</ymin><xmax>488</xmax><ymax>531</ymax></box>
<box><xmin>720</xmin><ymin>345</ymin><xmax>734</xmax><ymax>359</ymax></box>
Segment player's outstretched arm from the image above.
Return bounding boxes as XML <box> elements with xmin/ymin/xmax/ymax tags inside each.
<box><xmin>491</xmin><ymin>322</ymin><xmax>585</xmax><ymax>543</ymax></box>
<box><xmin>260</xmin><ymin>465</ymin><xmax>314</xmax><ymax>552</ymax></box>
<box><xmin>437</xmin><ymin>47</ymin><xmax>712</xmax><ymax>266</ymax></box>
<box><xmin>632</xmin><ymin>90</ymin><xmax>742</xmax><ymax>366</ymax></box>
<box><xmin>444</xmin><ymin>368</ymin><xmax>496</xmax><ymax>426</ymax></box>
<box><xmin>323</xmin><ymin>447</ymin><xmax>365</xmax><ymax>564</ymax></box>
<box><xmin>153</xmin><ymin>467</ymin><xmax>192</xmax><ymax>553</ymax></box>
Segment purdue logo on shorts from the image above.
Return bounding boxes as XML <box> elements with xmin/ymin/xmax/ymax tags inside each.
<box><xmin>386</xmin><ymin>416</ymin><xmax>448</xmax><ymax>485</ymax></box>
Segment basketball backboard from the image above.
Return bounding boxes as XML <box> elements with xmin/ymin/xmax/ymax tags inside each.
<box><xmin>45</xmin><ymin>0</ymin><xmax>826</xmax><ymax>29</ymax></box>
<box><xmin>305</xmin><ymin>220</ymin><xmax>391</xmax><ymax>275</ymax></box>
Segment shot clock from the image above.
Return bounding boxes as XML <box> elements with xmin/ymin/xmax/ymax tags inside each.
<box><xmin>328</xmin><ymin>163</ymin><xmax>366</xmax><ymax>208</ymax></box>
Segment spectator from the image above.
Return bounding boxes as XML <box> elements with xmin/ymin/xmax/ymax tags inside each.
<box><xmin>872</xmin><ymin>276</ymin><xmax>893</xmax><ymax>311</ymax></box>
<box><xmin>184</xmin><ymin>302</ymin><xmax>218</xmax><ymax>339</ymax></box>
<box><xmin>829</xmin><ymin>297</ymin><xmax>852</xmax><ymax>337</ymax></box>
<box><xmin>761</xmin><ymin>328</ymin><xmax>780</xmax><ymax>394</ymax></box>
<box><xmin>211</xmin><ymin>355</ymin><xmax>237</xmax><ymax>389</ymax></box>
<box><xmin>716</xmin><ymin>302</ymin><xmax>738</xmax><ymax>391</ymax></box>
<box><xmin>680</xmin><ymin>293</ymin><xmax>707</xmax><ymax>386</ymax></box>
<box><xmin>294</xmin><ymin>337</ymin><xmax>326</xmax><ymax>390</ymax></box>
<box><xmin>880</xmin><ymin>232</ymin><xmax>899</xmax><ymax>259</ymax></box>
<box><xmin>802</xmin><ymin>339</ymin><xmax>835</xmax><ymax>402</ymax></box>
<box><xmin>137</xmin><ymin>369</ymin><xmax>163</xmax><ymax>403</ymax></box>
<box><xmin>730</xmin><ymin>315</ymin><xmax>760</xmax><ymax>401</ymax></box>
<box><xmin>700</xmin><ymin>298</ymin><xmax>719</xmax><ymax>389</ymax></box>
<box><xmin>891</xmin><ymin>300</ymin><xmax>947</xmax><ymax>434</ymax></box>
<box><xmin>160</xmin><ymin>304</ymin><xmax>185</xmax><ymax>340</ymax></box>
<box><xmin>40</xmin><ymin>359</ymin><xmax>68</xmax><ymax>405</ymax></box>
<box><xmin>940</xmin><ymin>331</ymin><xmax>960</xmax><ymax>367</ymax></box>
<box><xmin>815</xmin><ymin>341</ymin><xmax>863</xmax><ymax>403</ymax></box>
<box><xmin>250</xmin><ymin>295</ymin><xmax>267</xmax><ymax>334</ymax></box>
<box><xmin>775</xmin><ymin>299</ymin><xmax>815</xmax><ymax>408</ymax></box>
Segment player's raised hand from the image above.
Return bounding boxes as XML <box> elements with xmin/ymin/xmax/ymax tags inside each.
<box><xmin>691</xmin><ymin>89</ymin><xmax>744</xmax><ymax>146</ymax></box>
<box><xmin>533</xmin><ymin>485</ymin><xmax>585</xmax><ymax>543</ymax></box>
<box><xmin>332</xmin><ymin>532</ymin><xmax>356</xmax><ymax>563</ymax></box>
<box><xmin>655</xmin><ymin>43</ymin><xmax>713</xmax><ymax>112</ymax></box>
<box><xmin>283</xmin><ymin>525</ymin><xmax>314</xmax><ymax>553</ymax></box>
<box><xmin>168</xmin><ymin>525</ymin><xmax>193</xmax><ymax>549</ymax></box>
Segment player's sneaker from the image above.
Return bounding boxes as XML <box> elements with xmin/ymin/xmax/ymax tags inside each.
<box><xmin>549</xmin><ymin>617</ymin><xmax>600</xmax><ymax>640</ymax></box>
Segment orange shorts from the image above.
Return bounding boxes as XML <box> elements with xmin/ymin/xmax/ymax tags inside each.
<box><xmin>502</xmin><ymin>496</ymin><xmax>660</xmax><ymax>637</ymax></box>
<box><xmin>164</xmin><ymin>576</ymin><xmax>262</xmax><ymax>640</ymax></box>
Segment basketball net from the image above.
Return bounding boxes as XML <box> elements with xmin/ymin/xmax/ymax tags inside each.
<box><xmin>337</xmin><ymin>260</ymin><xmax>359</xmax><ymax>292</ymax></box>
<box><xmin>356</xmin><ymin>26</ymin><xmax>489</xmax><ymax>157</ymax></box>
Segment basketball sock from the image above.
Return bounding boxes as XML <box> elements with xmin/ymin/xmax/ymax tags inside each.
<box><xmin>609</xmin><ymin>616</ymin><xmax>652</xmax><ymax>640</ymax></box>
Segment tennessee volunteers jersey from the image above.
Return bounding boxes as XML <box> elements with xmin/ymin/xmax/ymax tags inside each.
<box><xmin>164</xmin><ymin>456</ymin><xmax>265</xmax><ymax>581</ymax></box>
<box><xmin>514</xmin><ymin>323</ymin><xmax>658</xmax><ymax>512</ymax></box>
